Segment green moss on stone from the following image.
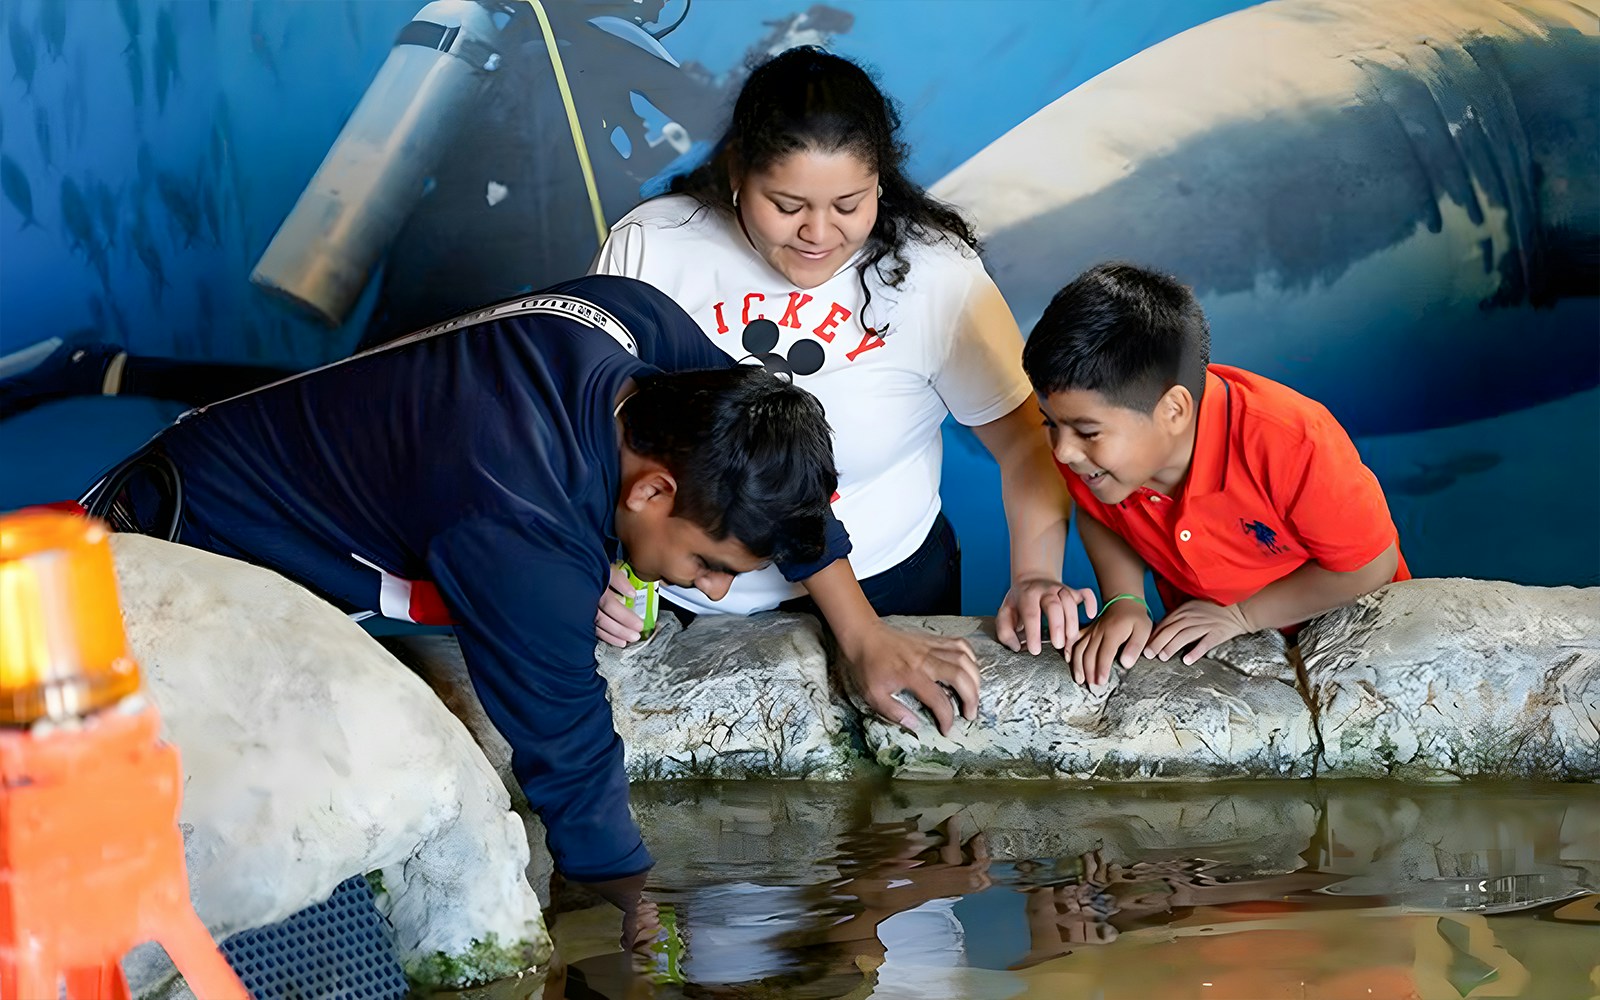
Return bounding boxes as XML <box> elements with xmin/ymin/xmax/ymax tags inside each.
<box><xmin>406</xmin><ymin>933</ymin><xmax>547</xmax><ymax>991</ymax></box>
<box><xmin>874</xmin><ymin>744</ymin><xmax>906</xmax><ymax>770</ymax></box>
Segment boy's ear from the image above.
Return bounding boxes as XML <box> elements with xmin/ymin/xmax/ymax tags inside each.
<box><xmin>623</xmin><ymin>468</ymin><xmax>680</xmax><ymax>514</ymax></box>
<box><xmin>1155</xmin><ymin>384</ymin><xmax>1195</xmax><ymax>431</ymax></box>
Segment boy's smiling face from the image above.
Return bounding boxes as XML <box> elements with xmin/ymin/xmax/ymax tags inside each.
<box><xmin>1039</xmin><ymin>386</ymin><xmax>1192</xmax><ymax>504</ymax></box>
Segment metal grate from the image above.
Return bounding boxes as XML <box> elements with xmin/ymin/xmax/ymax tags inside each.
<box><xmin>218</xmin><ymin>876</ymin><xmax>408</xmax><ymax>1000</ymax></box>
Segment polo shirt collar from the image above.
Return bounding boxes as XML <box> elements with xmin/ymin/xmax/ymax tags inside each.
<box><xmin>1183</xmin><ymin>368</ymin><xmax>1232</xmax><ymax>499</ymax></box>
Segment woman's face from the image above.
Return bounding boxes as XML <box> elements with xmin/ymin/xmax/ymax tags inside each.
<box><xmin>733</xmin><ymin>149</ymin><xmax>879</xmax><ymax>289</ymax></box>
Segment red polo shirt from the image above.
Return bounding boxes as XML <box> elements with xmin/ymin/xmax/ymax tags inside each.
<box><xmin>1062</xmin><ymin>365</ymin><xmax>1409</xmax><ymax>613</ymax></box>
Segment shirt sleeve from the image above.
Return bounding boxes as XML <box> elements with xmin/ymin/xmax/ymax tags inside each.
<box><xmin>425</xmin><ymin>515</ymin><xmax>652</xmax><ymax>883</ymax></box>
<box><xmin>1277</xmin><ymin>415</ymin><xmax>1399</xmax><ymax>573</ymax></box>
<box><xmin>774</xmin><ymin>506</ymin><xmax>853</xmax><ymax>582</ymax></box>
<box><xmin>578</xmin><ymin>245</ymin><xmax>733</xmax><ymax>374</ymax></box>
<box><xmin>931</xmin><ymin>253</ymin><xmax>1034</xmax><ymax>427</ymax></box>
<box><xmin>590</xmin><ymin>222</ymin><xmax>647</xmax><ymax>279</ymax></box>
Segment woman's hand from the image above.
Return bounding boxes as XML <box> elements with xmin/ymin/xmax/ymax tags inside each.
<box><xmin>996</xmin><ymin>577</ymin><xmax>1099</xmax><ymax>654</ymax></box>
<box><xmin>839</xmin><ymin>620</ymin><xmax>981</xmax><ymax>736</ymax></box>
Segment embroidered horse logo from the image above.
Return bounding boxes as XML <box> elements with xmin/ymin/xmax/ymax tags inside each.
<box><xmin>1240</xmin><ymin>518</ymin><xmax>1287</xmax><ymax>555</ymax></box>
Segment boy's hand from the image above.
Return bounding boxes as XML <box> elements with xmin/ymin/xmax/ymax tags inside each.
<box><xmin>1145</xmin><ymin>600</ymin><xmax>1254</xmax><ymax>665</ymax></box>
<box><xmin>840</xmin><ymin>621</ymin><xmax>981</xmax><ymax>736</ymax></box>
<box><xmin>595</xmin><ymin>564</ymin><xmax>645</xmax><ymax>647</ymax></box>
<box><xmin>996</xmin><ymin>577</ymin><xmax>1099</xmax><ymax>655</ymax></box>
<box><xmin>1071</xmin><ymin>599</ymin><xmax>1152</xmax><ymax>687</ymax></box>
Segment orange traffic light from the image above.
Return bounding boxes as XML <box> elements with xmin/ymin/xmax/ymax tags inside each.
<box><xmin>0</xmin><ymin>509</ymin><xmax>247</xmax><ymax>1000</ymax></box>
<box><xmin>0</xmin><ymin>511</ymin><xmax>141</xmax><ymax>726</ymax></box>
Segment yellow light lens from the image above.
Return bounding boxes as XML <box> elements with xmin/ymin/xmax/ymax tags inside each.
<box><xmin>0</xmin><ymin>510</ymin><xmax>141</xmax><ymax>725</ymax></box>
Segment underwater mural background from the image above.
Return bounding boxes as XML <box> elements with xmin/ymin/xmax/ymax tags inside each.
<box><xmin>1</xmin><ymin>0</ymin><xmax>1595</xmax><ymax>611</ymax></box>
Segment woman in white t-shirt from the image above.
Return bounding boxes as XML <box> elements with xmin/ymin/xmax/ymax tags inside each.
<box><xmin>593</xmin><ymin>47</ymin><xmax>1094</xmax><ymax>734</ymax></box>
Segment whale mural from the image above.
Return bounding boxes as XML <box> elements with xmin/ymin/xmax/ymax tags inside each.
<box><xmin>933</xmin><ymin>0</ymin><xmax>1599</xmax><ymax>438</ymax></box>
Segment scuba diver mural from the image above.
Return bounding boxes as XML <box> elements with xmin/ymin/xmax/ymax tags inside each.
<box><xmin>254</xmin><ymin>0</ymin><xmax>731</xmax><ymax>338</ymax></box>
<box><xmin>0</xmin><ymin>0</ymin><xmax>1596</xmax><ymax>593</ymax></box>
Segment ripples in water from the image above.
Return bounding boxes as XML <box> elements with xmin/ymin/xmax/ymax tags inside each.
<box><xmin>517</xmin><ymin>779</ymin><xmax>1600</xmax><ymax>999</ymax></box>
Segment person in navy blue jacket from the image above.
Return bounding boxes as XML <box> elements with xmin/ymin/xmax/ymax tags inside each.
<box><xmin>83</xmin><ymin>274</ymin><xmax>844</xmax><ymax>946</ymax></box>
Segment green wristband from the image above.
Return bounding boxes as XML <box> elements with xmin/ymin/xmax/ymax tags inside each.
<box><xmin>1100</xmin><ymin>593</ymin><xmax>1149</xmax><ymax>616</ymax></box>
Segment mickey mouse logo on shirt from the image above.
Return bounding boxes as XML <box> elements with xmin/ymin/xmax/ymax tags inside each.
<box><xmin>740</xmin><ymin>319</ymin><xmax>825</xmax><ymax>380</ymax></box>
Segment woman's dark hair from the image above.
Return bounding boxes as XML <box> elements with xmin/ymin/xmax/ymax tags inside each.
<box><xmin>670</xmin><ymin>46</ymin><xmax>979</xmax><ymax>334</ymax></box>
<box><xmin>621</xmin><ymin>365</ymin><xmax>838</xmax><ymax>565</ymax></box>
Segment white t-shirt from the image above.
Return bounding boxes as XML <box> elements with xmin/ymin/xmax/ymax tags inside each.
<box><xmin>592</xmin><ymin>194</ymin><xmax>1032</xmax><ymax>615</ymax></box>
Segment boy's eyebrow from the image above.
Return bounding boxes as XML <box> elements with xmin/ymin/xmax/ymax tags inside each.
<box><xmin>1038</xmin><ymin>403</ymin><xmax>1100</xmax><ymax>429</ymax></box>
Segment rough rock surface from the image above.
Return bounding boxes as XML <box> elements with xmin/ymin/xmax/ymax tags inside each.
<box><xmin>856</xmin><ymin>617</ymin><xmax>1314</xmax><ymax>779</ymax></box>
<box><xmin>382</xmin><ymin>633</ymin><xmax>556</xmax><ymax>908</ymax></box>
<box><xmin>107</xmin><ymin>535</ymin><xmax>549</xmax><ymax>994</ymax></box>
<box><xmin>596</xmin><ymin>612</ymin><xmax>863</xmax><ymax>780</ymax></box>
<box><xmin>401</xmin><ymin>612</ymin><xmax>862</xmax><ymax>782</ymax></box>
<box><xmin>1300</xmin><ymin>578</ymin><xmax>1600</xmax><ymax>779</ymax></box>
<box><xmin>408</xmin><ymin>584</ymin><xmax>1594</xmax><ymax>789</ymax></box>
<box><xmin>381</xmin><ymin>612</ymin><xmax>867</xmax><ymax>902</ymax></box>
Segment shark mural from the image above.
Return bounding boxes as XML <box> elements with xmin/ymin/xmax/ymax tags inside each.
<box><xmin>934</xmin><ymin>0</ymin><xmax>1598</xmax><ymax>438</ymax></box>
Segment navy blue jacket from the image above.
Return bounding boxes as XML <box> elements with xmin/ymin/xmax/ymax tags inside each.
<box><xmin>149</xmin><ymin>275</ymin><xmax>848</xmax><ymax>880</ymax></box>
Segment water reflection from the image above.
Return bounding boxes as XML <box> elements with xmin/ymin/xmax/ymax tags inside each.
<box><xmin>537</xmin><ymin>781</ymin><xmax>1599</xmax><ymax>1000</ymax></box>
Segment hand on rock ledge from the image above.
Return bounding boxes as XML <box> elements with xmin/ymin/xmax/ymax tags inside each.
<box><xmin>996</xmin><ymin>577</ymin><xmax>1099</xmax><ymax>655</ymax></box>
<box><xmin>838</xmin><ymin>620</ymin><xmax>981</xmax><ymax>737</ymax></box>
<box><xmin>1071</xmin><ymin>598</ymin><xmax>1154</xmax><ymax>687</ymax></box>
<box><xmin>1146</xmin><ymin>600</ymin><xmax>1255</xmax><ymax>666</ymax></box>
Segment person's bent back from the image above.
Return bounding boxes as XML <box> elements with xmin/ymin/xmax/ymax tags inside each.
<box><xmin>79</xmin><ymin>275</ymin><xmax>844</xmax><ymax>942</ymax></box>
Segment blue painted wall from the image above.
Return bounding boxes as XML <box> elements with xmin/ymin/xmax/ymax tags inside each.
<box><xmin>2</xmin><ymin>0</ymin><xmax>1595</xmax><ymax>615</ymax></box>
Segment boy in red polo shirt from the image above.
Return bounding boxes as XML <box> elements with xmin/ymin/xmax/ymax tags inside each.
<box><xmin>1022</xmin><ymin>263</ymin><xmax>1408</xmax><ymax>687</ymax></box>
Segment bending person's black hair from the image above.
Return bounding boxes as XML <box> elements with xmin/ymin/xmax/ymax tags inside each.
<box><xmin>622</xmin><ymin>365</ymin><xmax>837</xmax><ymax>565</ymax></box>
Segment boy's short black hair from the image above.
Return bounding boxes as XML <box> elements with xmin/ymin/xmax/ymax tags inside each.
<box><xmin>1022</xmin><ymin>262</ymin><xmax>1211</xmax><ymax>413</ymax></box>
<box><xmin>621</xmin><ymin>365</ymin><xmax>837</xmax><ymax>565</ymax></box>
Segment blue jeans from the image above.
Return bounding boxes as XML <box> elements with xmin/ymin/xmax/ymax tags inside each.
<box><xmin>779</xmin><ymin>511</ymin><xmax>962</xmax><ymax>618</ymax></box>
<box><xmin>663</xmin><ymin>512</ymin><xmax>963</xmax><ymax>629</ymax></box>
